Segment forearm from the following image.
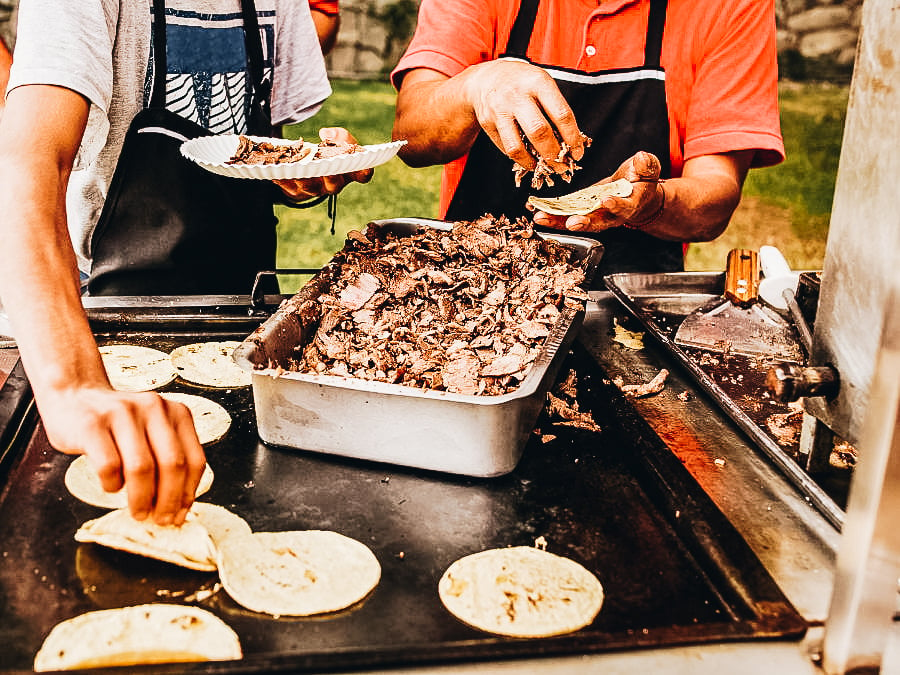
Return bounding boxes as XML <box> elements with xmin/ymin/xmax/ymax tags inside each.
<box><xmin>0</xmin><ymin>86</ymin><xmax>106</xmax><ymax>400</ymax></box>
<box><xmin>0</xmin><ymin>161</ymin><xmax>107</xmax><ymax>398</ymax></box>
<box><xmin>629</xmin><ymin>152</ymin><xmax>753</xmax><ymax>242</ymax></box>
<box><xmin>639</xmin><ymin>173</ymin><xmax>741</xmax><ymax>243</ymax></box>
<box><xmin>393</xmin><ymin>70</ymin><xmax>481</xmax><ymax>167</ymax></box>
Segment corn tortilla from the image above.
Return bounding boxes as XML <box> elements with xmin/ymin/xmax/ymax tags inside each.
<box><xmin>99</xmin><ymin>344</ymin><xmax>178</xmax><ymax>392</ymax></box>
<box><xmin>73</xmin><ymin>502</ymin><xmax>251</xmax><ymax>572</ymax></box>
<box><xmin>217</xmin><ymin>530</ymin><xmax>381</xmax><ymax>616</ymax></box>
<box><xmin>160</xmin><ymin>392</ymin><xmax>232</xmax><ymax>444</ymax></box>
<box><xmin>438</xmin><ymin>546</ymin><xmax>604</xmax><ymax>638</ymax></box>
<box><xmin>526</xmin><ymin>178</ymin><xmax>634</xmax><ymax>216</ymax></box>
<box><xmin>64</xmin><ymin>455</ymin><xmax>214</xmax><ymax>510</ymax></box>
<box><xmin>170</xmin><ymin>341</ymin><xmax>251</xmax><ymax>388</ymax></box>
<box><xmin>33</xmin><ymin>604</ymin><xmax>241</xmax><ymax>671</ymax></box>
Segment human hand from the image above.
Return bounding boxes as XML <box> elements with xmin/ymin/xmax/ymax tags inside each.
<box><xmin>460</xmin><ymin>59</ymin><xmax>588</xmax><ymax>173</ymax></box>
<box><xmin>40</xmin><ymin>387</ymin><xmax>207</xmax><ymax>526</ymax></box>
<box><xmin>531</xmin><ymin>151</ymin><xmax>665</xmax><ymax>233</ymax></box>
<box><xmin>273</xmin><ymin>127</ymin><xmax>374</xmax><ymax>203</ymax></box>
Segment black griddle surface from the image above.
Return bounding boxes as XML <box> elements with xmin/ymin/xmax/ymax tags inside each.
<box><xmin>0</xmin><ymin>335</ymin><xmax>805</xmax><ymax>674</ymax></box>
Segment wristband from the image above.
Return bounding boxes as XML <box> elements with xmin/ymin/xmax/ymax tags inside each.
<box><xmin>625</xmin><ymin>181</ymin><xmax>666</xmax><ymax>230</ymax></box>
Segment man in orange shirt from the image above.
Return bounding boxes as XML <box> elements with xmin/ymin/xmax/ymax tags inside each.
<box><xmin>391</xmin><ymin>0</ymin><xmax>784</xmax><ymax>275</ymax></box>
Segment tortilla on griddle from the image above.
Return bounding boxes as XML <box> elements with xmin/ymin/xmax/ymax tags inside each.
<box><xmin>216</xmin><ymin>530</ymin><xmax>381</xmax><ymax>616</ymax></box>
<box><xmin>438</xmin><ymin>546</ymin><xmax>604</xmax><ymax>638</ymax></box>
<box><xmin>33</xmin><ymin>603</ymin><xmax>241</xmax><ymax>671</ymax></box>
<box><xmin>170</xmin><ymin>341</ymin><xmax>251</xmax><ymax>388</ymax></box>
<box><xmin>64</xmin><ymin>455</ymin><xmax>214</xmax><ymax>510</ymax></box>
<box><xmin>99</xmin><ymin>344</ymin><xmax>178</xmax><ymax>392</ymax></box>
<box><xmin>160</xmin><ymin>392</ymin><xmax>232</xmax><ymax>444</ymax></box>
<box><xmin>75</xmin><ymin>508</ymin><xmax>218</xmax><ymax>572</ymax></box>
<box><xmin>526</xmin><ymin>178</ymin><xmax>634</xmax><ymax>216</ymax></box>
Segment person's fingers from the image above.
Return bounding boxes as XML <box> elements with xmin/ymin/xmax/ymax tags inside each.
<box><xmin>105</xmin><ymin>401</ymin><xmax>159</xmax><ymax>522</ymax></box>
<box><xmin>138</xmin><ymin>396</ymin><xmax>197</xmax><ymax>526</ymax></box>
<box><xmin>319</xmin><ymin>126</ymin><xmax>357</xmax><ymax>144</ymax></box>
<box><xmin>79</xmin><ymin>429</ymin><xmax>125</xmax><ymax>495</ymax></box>
<box><xmin>164</xmin><ymin>399</ymin><xmax>206</xmax><ymax>524</ymax></box>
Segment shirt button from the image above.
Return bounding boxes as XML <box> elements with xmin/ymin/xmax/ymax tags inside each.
<box><xmin>585</xmin><ymin>45</ymin><xmax>597</xmax><ymax>57</ymax></box>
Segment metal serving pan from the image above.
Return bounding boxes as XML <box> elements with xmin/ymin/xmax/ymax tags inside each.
<box><xmin>234</xmin><ymin>218</ymin><xmax>604</xmax><ymax>478</ymax></box>
<box><xmin>603</xmin><ymin>271</ymin><xmax>844</xmax><ymax>530</ymax></box>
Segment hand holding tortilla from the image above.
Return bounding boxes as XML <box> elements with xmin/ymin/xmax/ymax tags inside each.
<box><xmin>526</xmin><ymin>178</ymin><xmax>635</xmax><ymax>216</ymax></box>
<box><xmin>65</xmin><ymin>454</ymin><xmax>214</xmax><ymax>510</ymax></box>
<box><xmin>530</xmin><ymin>151</ymin><xmax>666</xmax><ymax>233</ymax></box>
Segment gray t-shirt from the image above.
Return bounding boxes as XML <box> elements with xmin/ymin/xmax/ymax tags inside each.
<box><xmin>8</xmin><ymin>0</ymin><xmax>330</xmax><ymax>273</ymax></box>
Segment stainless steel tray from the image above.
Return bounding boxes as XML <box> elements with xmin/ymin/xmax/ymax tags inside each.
<box><xmin>604</xmin><ymin>271</ymin><xmax>844</xmax><ymax>530</ymax></box>
<box><xmin>234</xmin><ymin>218</ymin><xmax>604</xmax><ymax>477</ymax></box>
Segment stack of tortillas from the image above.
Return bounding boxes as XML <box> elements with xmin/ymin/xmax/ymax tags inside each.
<box><xmin>33</xmin><ymin>604</ymin><xmax>242</xmax><ymax>671</ymax></box>
<box><xmin>526</xmin><ymin>177</ymin><xmax>634</xmax><ymax>216</ymax></box>
<box><xmin>438</xmin><ymin>545</ymin><xmax>604</xmax><ymax>637</ymax></box>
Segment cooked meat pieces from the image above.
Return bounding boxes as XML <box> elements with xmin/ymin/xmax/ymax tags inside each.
<box><xmin>282</xmin><ymin>215</ymin><xmax>589</xmax><ymax>395</ymax></box>
<box><xmin>313</xmin><ymin>138</ymin><xmax>364</xmax><ymax>159</ymax></box>
<box><xmin>226</xmin><ymin>135</ymin><xmax>311</xmax><ymax>165</ymax></box>
<box><xmin>513</xmin><ymin>134</ymin><xmax>593</xmax><ymax>190</ymax></box>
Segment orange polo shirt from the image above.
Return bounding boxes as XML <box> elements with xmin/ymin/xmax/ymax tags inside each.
<box><xmin>392</xmin><ymin>0</ymin><xmax>784</xmax><ymax>217</ymax></box>
<box><xmin>309</xmin><ymin>0</ymin><xmax>339</xmax><ymax>16</ymax></box>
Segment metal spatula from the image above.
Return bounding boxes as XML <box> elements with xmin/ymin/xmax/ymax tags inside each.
<box><xmin>674</xmin><ymin>248</ymin><xmax>804</xmax><ymax>362</ymax></box>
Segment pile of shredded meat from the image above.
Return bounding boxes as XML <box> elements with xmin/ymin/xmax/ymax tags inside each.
<box><xmin>283</xmin><ymin>216</ymin><xmax>590</xmax><ymax>396</ymax></box>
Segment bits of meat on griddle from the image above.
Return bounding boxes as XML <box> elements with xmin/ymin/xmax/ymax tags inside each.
<box><xmin>226</xmin><ymin>135</ymin><xmax>311</xmax><ymax>165</ymax></box>
<box><xmin>284</xmin><ymin>215</ymin><xmax>589</xmax><ymax>395</ymax></box>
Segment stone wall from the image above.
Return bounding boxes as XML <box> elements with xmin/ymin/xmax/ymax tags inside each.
<box><xmin>776</xmin><ymin>0</ymin><xmax>863</xmax><ymax>82</ymax></box>
<box><xmin>326</xmin><ymin>0</ymin><xmax>864</xmax><ymax>83</ymax></box>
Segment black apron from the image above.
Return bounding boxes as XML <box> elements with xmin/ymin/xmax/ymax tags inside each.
<box><xmin>445</xmin><ymin>0</ymin><xmax>683</xmax><ymax>276</ymax></box>
<box><xmin>87</xmin><ymin>0</ymin><xmax>280</xmax><ymax>296</ymax></box>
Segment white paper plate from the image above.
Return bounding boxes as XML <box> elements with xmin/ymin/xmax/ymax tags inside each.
<box><xmin>180</xmin><ymin>134</ymin><xmax>407</xmax><ymax>180</ymax></box>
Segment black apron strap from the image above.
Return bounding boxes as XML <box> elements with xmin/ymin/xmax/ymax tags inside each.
<box><xmin>644</xmin><ymin>0</ymin><xmax>668</xmax><ymax>68</ymax></box>
<box><xmin>240</xmin><ymin>0</ymin><xmax>273</xmax><ymax>135</ymax></box>
<box><xmin>503</xmin><ymin>0</ymin><xmax>540</xmax><ymax>59</ymax></box>
<box><xmin>150</xmin><ymin>0</ymin><xmax>167</xmax><ymax>108</ymax></box>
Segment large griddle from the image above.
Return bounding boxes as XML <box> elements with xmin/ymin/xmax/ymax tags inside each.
<box><xmin>0</xmin><ymin>304</ymin><xmax>805</xmax><ymax>674</ymax></box>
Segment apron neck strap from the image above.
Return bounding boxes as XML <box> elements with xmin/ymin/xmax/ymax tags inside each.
<box><xmin>644</xmin><ymin>0</ymin><xmax>668</xmax><ymax>68</ymax></box>
<box><xmin>504</xmin><ymin>0</ymin><xmax>539</xmax><ymax>58</ymax></box>
<box><xmin>150</xmin><ymin>0</ymin><xmax>167</xmax><ymax>108</ymax></box>
<box><xmin>503</xmin><ymin>0</ymin><xmax>668</xmax><ymax>67</ymax></box>
<box><xmin>148</xmin><ymin>0</ymin><xmax>268</xmax><ymax>110</ymax></box>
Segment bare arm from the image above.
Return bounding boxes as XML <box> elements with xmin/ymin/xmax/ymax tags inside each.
<box><xmin>392</xmin><ymin>63</ymin><xmax>589</xmax><ymax>173</ymax></box>
<box><xmin>309</xmin><ymin>6</ymin><xmax>340</xmax><ymax>56</ymax></box>
<box><xmin>0</xmin><ymin>85</ymin><xmax>205</xmax><ymax>525</ymax></box>
<box><xmin>532</xmin><ymin>150</ymin><xmax>754</xmax><ymax>242</ymax></box>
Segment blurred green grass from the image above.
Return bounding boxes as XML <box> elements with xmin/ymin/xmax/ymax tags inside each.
<box><xmin>276</xmin><ymin>79</ymin><xmax>848</xmax><ymax>288</ymax></box>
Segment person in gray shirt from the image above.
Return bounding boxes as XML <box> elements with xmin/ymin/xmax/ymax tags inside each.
<box><xmin>0</xmin><ymin>0</ymin><xmax>372</xmax><ymax>527</ymax></box>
